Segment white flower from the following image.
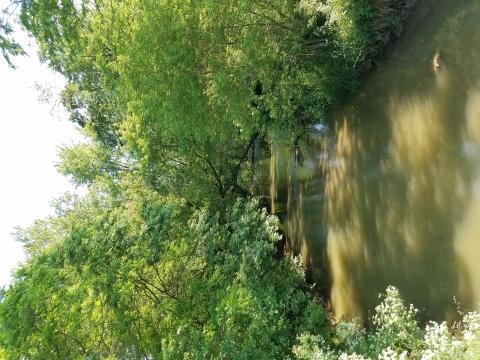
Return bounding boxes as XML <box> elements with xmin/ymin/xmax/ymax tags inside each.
<box><xmin>378</xmin><ymin>346</ymin><xmax>407</xmax><ymax>360</ymax></box>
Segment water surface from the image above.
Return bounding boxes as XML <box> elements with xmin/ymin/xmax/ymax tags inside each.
<box><xmin>262</xmin><ymin>0</ymin><xmax>480</xmax><ymax>322</ymax></box>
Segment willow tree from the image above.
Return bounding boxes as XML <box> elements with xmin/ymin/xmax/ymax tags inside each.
<box><xmin>0</xmin><ymin>16</ymin><xmax>25</xmax><ymax>68</ymax></box>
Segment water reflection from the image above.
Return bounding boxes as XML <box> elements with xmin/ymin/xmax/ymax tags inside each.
<box><xmin>327</xmin><ymin>91</ymin><xmax>463</xmax><ymax>322</ymax></box>
<box><xmin>455</xmin><ymin>86</ymin><xmax>480</xmax><ymax>312</ymax></box>
<box><xmin>325</xmin><ymin>18</ymin><xmax>480</xmax><ymax>319</ymax></box>
<box><xmin>262</xmin><ymin>0</ymin><xmax>480</xmax><ymax>323</ymax></box>
<box><xmin>262</xmin><ymin>132</ymin><xmax>328</xmax><ymax>285</ymax></box>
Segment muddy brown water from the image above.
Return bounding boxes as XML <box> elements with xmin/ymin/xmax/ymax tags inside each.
<box><xmin>260</xmin><ymin>0</ymin><xmax>480</xmax><ymax>323</ymax></box>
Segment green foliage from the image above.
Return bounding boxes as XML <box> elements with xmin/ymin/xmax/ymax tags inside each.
<box><xmin>4</xmin><ymin>0</ymin><xmax>409</xmax><ymax>209</ymax></box>
<box><xmin>334</xmin><ymin>317</ymin><xmax>368</xmax><ymax>355</ymax></box>
<box><xmin>162</xmin><ymin>200</ymin><xmax>327</xmax><ymax>359</ymax></box>
<box><xmin>0</xmin><ymin>1</ymin><xmax>416</xmax><ymax>358</ymax></box>
<box><xmin>0</xmin><ymin>348</ymin><xmax>7</xmax><ymax>360</ymax></box>
<box><xmin>0</xmin><ymin>250</ymin><xmax>119</xmax><ymax>359</ymax></box>
<box><xmin>0</xmin><ymin>164</ymin><xmax>328</xmax><ymax>359</ymax></box>
<box><xmin>18</xmin><ymin>0</ymin><xmax>88</xmax><ymax>71</ymax></box>
<box><xmin>370</xmin><ymin>286</ymin><xmax>423</xmax><ymax>356</ymax></box>
<box><xmin>55</xmin><ymin>138</ymin><xmax>137</xmax><ymax>187</ymax></box>
<box><xmin>293</xmin><ymin>286</ymin><xmax>480</xmax><ymax>360</ymax></box>
<box><xmin>12</xmin><ymin>217</ymin><xmax>63</xmax><ymax>258</ymax></box>
<box><xmin>61</xmin><ymin>81</ymin><xmax>123</xmax><ymax>147</ymax></box>
<box><xmin>310</xmin><ymin>0</ymin><xmax>375</xmax><ymax>65</ymax></box>
<box><xmin>0</xmin><ymin>3</ymin><xmax>26</xmax><ymax>68</ymax></box>
<box><xmin>293</xmin><ymin>333</ymin><xmax>339</xmax><ymax>359</ymax></box>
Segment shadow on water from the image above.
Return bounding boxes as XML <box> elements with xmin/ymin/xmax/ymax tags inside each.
<box><xmin>327</xmin><ymin>91</ymin><xmax>465</xmax><ymax>323</ymax></box>
<box><xmin>261</xmin><ymin>0</ymin><xmax>480</xmax><ymax>324</ymax></box>
<box><xmin>326</xmin><ymin>0</ymin><xmax>480</xmax><ymax>323</ymax></box>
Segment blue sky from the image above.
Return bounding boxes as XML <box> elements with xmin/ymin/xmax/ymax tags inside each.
<box><xmin>0</xmin><ymin>27</ymin><xmax>83</xmax><ymax>287</ymax></box>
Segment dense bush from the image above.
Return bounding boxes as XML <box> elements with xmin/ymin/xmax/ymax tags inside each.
<box><xmin>0</xmin><ymin>184</ymin><xmax>329</xmax><ymax>358</ymax></box>
<box><xmin>294</xmin><ymin>286</ymin><xmax>480</xmax><ymax>360</ymax></box>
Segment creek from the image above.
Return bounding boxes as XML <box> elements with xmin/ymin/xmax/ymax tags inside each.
<box><xmin>260</xmin><ymin>0</ymin><xmax>480</xmax><ymax>323</ymax></box>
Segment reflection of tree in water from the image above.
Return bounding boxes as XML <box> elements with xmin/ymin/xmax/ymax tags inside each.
<box><xmin>324</xmin><ymin>14</ymin><xmax>480</xmax><ymax>319</ymax></box>
<box><xmin>325</xmin><ymin>89</ymin><xmax>471</xmax><ymax>324</ymax></box>
<box><xmin>286</xmin><ymin>138</ymin><xmax>328</xmax><ymax>281</ymax></box>
<box><xmin>263</xmin><ymin>132</ymin><xmax>329</xmax><ymax>293</ymax></box>
<box><xmin>454</xmin><ymin>86</ymin><xmax>480</xmax><ymax>312</ymax></box>
<box><xmin>295</xmin><ymin>146</ymin><xmax>305</xmax><ymax>166</ymax></box>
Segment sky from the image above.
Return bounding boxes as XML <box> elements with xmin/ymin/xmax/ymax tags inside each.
<box><xmin>0</xmin><ymin>28</ymin><xmax>84</xmax><ymax>287</ymax></box>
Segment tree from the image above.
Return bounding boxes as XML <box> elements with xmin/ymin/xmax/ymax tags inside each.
<box><xmin>0</xmin><ymin>165</ymin><xmax>328</xmax><ymax>358</ymax></box>
<box><xmin>6</xmin><ymin>0</ymin><xmax>408</xmax><ymax>209</ymax></box>
<box><xmin>0</xmin><ymin>1</ymin><xmax>25</xmax><ymax>68</ymax></box>
<box><xmin>0</xmin><ymin>1</ymin><xmax>416</xmax><ymax>357</ymax></box>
